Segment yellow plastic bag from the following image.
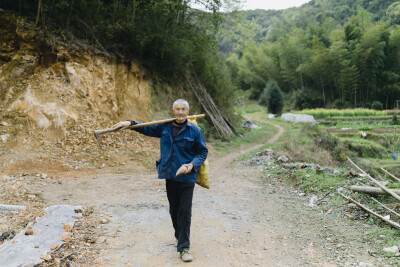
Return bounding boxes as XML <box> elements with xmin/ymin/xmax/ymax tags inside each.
<box><xmin>188</xmin><ymin>118</ymin><xmax>210</xmax><ymax>189</ymax></box>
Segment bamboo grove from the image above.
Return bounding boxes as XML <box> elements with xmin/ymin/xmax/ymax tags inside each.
<box><xmin>223</xmin><ymin>0</ymin><xmax>400</xmax><ymax>110</ymax></box>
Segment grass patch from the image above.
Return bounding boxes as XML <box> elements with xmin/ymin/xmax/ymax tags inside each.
<box><xmin>291</xmin><ymin>169</ymin><xmax>349</xmax><ymax>193</ymax></box>
<box><xmin>235</xmin><ymin>101</ymin><xmax>266</xmax><ymax>116</ymax></box>
<box><xmin>339</xmin><ymin>137</ymin><xmax>389</xmax><ymax>157</ymax></box>
<box><xmin>363</xmin><ymin>225</ymin><xmax>400</xmax><ymax>259</ymax></box>
<box><xmin>295</xmin><ymin>108</ymin><xmax>387</xmax><ymax>118</ymax></box>
<box><xmin>334</xmin><ymin>120</ymin><xmax>399</xmax><ymax>130</ymax></box>
<box><xmin>326</xmin><ymin>115</ymin><xmax>392</xmax><ymax>120</ymax></box>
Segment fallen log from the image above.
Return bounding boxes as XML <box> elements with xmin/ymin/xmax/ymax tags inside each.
<box><xmin>350</xmin><ymin>185</ymin><xmax>400</xmax><ymax>196</ymax></box>
<box><xmin>381</xmin><ymin>168</ymin><xmax>400</xmax><ymax>183</ymax></box>
<box><xmin>0</xmin><ymin>204</ymin><xmax>27</xmax><ymax>211</ymax></box>
<box><xmin>347</xmin><ymin>157</ymin><xmax>400</xmax><ymax>201</ymax></box>
<box><xmin>338</xmin><ymin>191</ymin><xmax>400</xmax><ymax>229</ymax></box>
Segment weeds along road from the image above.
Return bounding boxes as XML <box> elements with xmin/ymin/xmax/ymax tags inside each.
<box><xmin>32</xmin><ymin>120</ymin><xmax>383</xmax><ymax>266</ymax></box>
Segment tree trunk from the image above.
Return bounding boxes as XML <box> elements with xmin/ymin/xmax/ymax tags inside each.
<box><xmin>329</xmin><ymin>82</ymin><xmax>334</xmax><ymax>102</ymax></box>
<box><xmin>319</xmin><ymin>74</ymin><xmax>325</xmax><ymax>105</ymax></box>
<box><xmin>297</xmin><ymin>55</ymin><xmax>304</xmax><ymax>88</ymax></box>
<box><xmin>132</xmin><ymin>0</ymin><xmax>136</xmax><ymax>23</ymax></box>
<box><xmin>354</xmin><ymin>88</ymin><xmax>357</xmax><ymax>107</ymax></box>
<box><xmin>67</xmin><ymin>0</ymin><xmax>74</xmax><ymax>30</ymax></box>
<box><xmin>35</xmin><ymin>0</ymin><xmax>42</xmax><ymax>26</ymax></box>
<box><xmin>350</xmin><ymin>185</ymin><xmax>400</xmax><ymax>196</ymax></box>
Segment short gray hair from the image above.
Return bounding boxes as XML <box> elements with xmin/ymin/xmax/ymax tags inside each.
<box><xmin>172</xmin><ymin>99</ymin><xmax>189</xmax><ymax>110</ymax></box>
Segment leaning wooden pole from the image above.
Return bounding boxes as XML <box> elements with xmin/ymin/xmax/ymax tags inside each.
<box><xmin>185</xmin><ymin>74</ymin><xmax>234</xmax><ymax>138</ymax></box>
<box><xmin>338</xmin><ymin>191</ymin><xmax>400</xmax><ymax>229</ymax></box>
<box><xmin>381</xmin><ymin>168</ymin><xmax>400</xmax><ymax>183</ymax></box>
<box><xmin>35</xmin><ymin>0</ymin><xmax>42</xmax><ymax>26</ymax></box>
<box><xmin>370</xmin><ymin>197</ymin><xmax>400</xmax><ymax>219</ymax></box>
<box><xmin>347</xmin><ymin>157</ymin><xmax>400</xmax><ymax>201</ymax></box>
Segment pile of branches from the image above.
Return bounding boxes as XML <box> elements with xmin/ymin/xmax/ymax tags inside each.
<box><xmin>339</xmin><ymin>158</ymin><xmax>400</xmax><ymax>229</ymax></box>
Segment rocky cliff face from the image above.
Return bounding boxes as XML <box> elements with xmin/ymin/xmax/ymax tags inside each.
<box><xmin>0</xmin><ymin>9</ymin><xmax>159</xmax><ymax>170</ymax></box>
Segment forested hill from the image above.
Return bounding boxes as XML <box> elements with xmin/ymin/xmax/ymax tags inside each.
<box><xmin>222</xmin><ymin>0</ymin><xmax>400</xmax><ymax>110</ymax></box>
<box><xmin>0</xmin><ymin>0</ymin><xmax>239</xmax><ymax>138</ymax></box>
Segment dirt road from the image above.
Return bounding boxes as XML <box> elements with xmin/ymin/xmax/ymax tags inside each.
<box><xmin>28</xmin><ymin>122</ymin><xmax>385</xmax><ymax>266</ymax></box>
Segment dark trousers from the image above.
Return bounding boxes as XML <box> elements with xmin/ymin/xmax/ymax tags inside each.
<box><xmin>166</xmin><ymin>179</ymin><xmax>195</xmax><ymax>252</ymax></box>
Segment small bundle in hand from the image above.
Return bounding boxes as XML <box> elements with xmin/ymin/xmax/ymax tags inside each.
<box><xmin>176</xmin><ymin>165</ymin><xmax>188</xmax><ymax>176</ymax></box>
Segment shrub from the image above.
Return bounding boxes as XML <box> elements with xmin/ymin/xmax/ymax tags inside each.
<box><xmin>332</xmin><ymin>99</ymin><xmax>352</xmax><ymax>109</ymax></box>
<box><xmin>314</xmin><ymin>132</ymin><xmax>355</xmax><ymax>161</ymax></box>
<box><xmin>392</xmin><ymin>115</ymin><xmax>399</xmax><ymax>125</ymax></box>
<box><xmin>293</xmin><ymin>88</ymin><xmax>324</xmax><ymax>110</ymax></box>
<box><xmin>259</xmin><ymin>80</ymin><xmax>283</xmax><ymax>114</ymax></box>
<box><xmin>315</xmin><ymin>133</ymin><xmax>339</xmax><ymax>151</ymax></box>
<box><xmin>371</xmin><ymin>100</ymin><xmax>383</xmax><ymax>110</ymax></box>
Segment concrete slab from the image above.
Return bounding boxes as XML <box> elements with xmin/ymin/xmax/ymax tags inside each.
<box><xmin>281</xmin><ymin>113</ymin><xmax>316</xmax><ymax>123</ymax></box>
<box><xmin>0</xmin><ymin>205</ymin><xmax>82</xmax><ymax>267</ymax></box>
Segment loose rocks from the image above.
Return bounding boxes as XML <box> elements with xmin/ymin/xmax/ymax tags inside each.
<box><xmin>242</xmin><ymin>149</ymin><xmax>275</xmax><ymax>166</ymax></box>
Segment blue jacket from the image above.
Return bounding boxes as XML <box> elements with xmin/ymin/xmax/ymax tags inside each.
<box><xmin>132</xmin><ymin>120</ymin><xmax>208</xmax><ymax>183</ymax></box>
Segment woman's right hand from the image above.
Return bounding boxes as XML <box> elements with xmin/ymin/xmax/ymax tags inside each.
<box><xmin>111</xmin><ymin>121</ymin><xmax>131</xmax><ymax>130</ymax></box>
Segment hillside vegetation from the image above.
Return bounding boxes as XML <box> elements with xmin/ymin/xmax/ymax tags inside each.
<box><xmin>222</xmin><ymin>0</ymin><xmax>400</xmax><ymax>110</ymax></box>
<box><xmin>0</xmin><ymin>0</ymin><xmax>238</xmax><ymax>128</ymax></box>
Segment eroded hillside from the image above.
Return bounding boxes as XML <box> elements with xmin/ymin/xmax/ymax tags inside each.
<box><xmin>0</xmin><ymin>9</ymin><xmax>167</xmax><ymax>175</ymax></box>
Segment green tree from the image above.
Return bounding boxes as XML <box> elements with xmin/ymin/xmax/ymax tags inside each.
<box><xmin>259</xmin><ymin>80</ymin><xmax>283</xmax><ymax>114</ymax></box>
<box><xmin>237</xmin><ymin>43</ymin><xmax>279</xmax><ymax>99</ymax></box>
<box><xmin>352</xmin><ymin>23</ymin><xmax>388</xmax><ymax>104</ymax></box>
<box><xmin>277</xmin><ymin>28</ymin><xmax>307</xmax><ymax>91</ymax></box>
<box><xmin>387</xmin><ymin>2</ymin><xmax>400</xmax><ymax>25</ymax></box>
<box><xmin>329</xmin><ymin>39</ymin><xmax>349</xmax><ymax>101</ymax></box>
<box><xmin>339</xmin><ymin>59</ymin><xmax>360</xmax><ymax>105</ymax></box>
<box><xmin>297</xmin><ymin>35</ymin><xmax>332</xmax><ymax>105</ymax></box>
<box><xmin>218</xmin><ymin>0</ymin><xmax>400</xmax><ymax>109</ymax></box>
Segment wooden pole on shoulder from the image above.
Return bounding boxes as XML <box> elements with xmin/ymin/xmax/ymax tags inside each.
<box><xmin>94</xmin><ymin>114</ymin><xmax>206</xmax><ymax>153</ymax></box>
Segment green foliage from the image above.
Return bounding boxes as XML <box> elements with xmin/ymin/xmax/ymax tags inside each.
<box><xmin>371</xmin><ymin>100</ymin><xmax>383</xmax><ymax>110</ymax></box>
<box><xmin>393</xmin><ymin>115</ymin><xmax>400</xmax><ymax>125</ymax></box>
<box><xmin>293</xmin><ymin>88</ymin><xmax>324</xmax><ymax>110</ymax></box>
<box><xmin>295</xmin><ymin>170</ymin><xmax>347</xmax><ymax>193</ymax></box>
<box><xmin>341</xmin><ymin>137</ymin><xmax>388</xmax><ymax>157</ymax></box>
<box><xmin>295</xmin><ymin>108</ymin><xmax>387</xmax><ymax>118</ymax></box>
<box><xmin>335</xmin><ymin>120</ymin><xmax>400</xmax><ymax>130</ymax></box>
<box><xmin>1</xmin><ymin>0</ymin><xmax>237</xmax><ymax>120</ymax></box>
<box><xmin>387</xmin><ymin>2</ymin><xmax>400</xmax><ymax>25</ymax></box>
<box><xmin>259</xmin><ymin>80</ymin><xmax>283</xmax><ymax>114</ymax></box>
<box><xmin>331</xmin><ymin>99</ymin><xmax>352</xmax><ymax>109</ymax></box>
<box><xmin>220</xmin><ymin>0</ymin><xmax>400</xmax><ymax>109</ymax></box>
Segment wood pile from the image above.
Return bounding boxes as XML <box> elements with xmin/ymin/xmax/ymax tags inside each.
<box><xmin>339</xmin><ymin>158</ymin><xmax>400</xmax><ymax>229</ymax></box>
<box><xmin>185</xmin><ymin>74</ymin><xmax>235</xmax><ymax>138</ymax></box>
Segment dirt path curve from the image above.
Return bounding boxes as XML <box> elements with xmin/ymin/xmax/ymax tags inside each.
<box><xmin>33</xmin><ymin>121</ymin><xmax>377</xmax><ymax>266</ymax></box>
<box><xmin>265</xmin><ymin>120</ymin><xmax>285</xmax><ymax>144</ymax></box>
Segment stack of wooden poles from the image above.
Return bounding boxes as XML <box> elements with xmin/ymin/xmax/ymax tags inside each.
<box><xmin>339</xmin><ymin>157</ymin><xmax>400</xmax><ymax>229</ymax></box>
